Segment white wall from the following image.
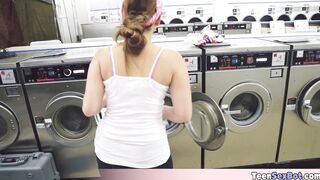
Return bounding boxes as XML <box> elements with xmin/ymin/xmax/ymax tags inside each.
<box><xmin>55</xmin><ymin>0</ymin><xmax>91</xmax><ymax>43</ymax></box>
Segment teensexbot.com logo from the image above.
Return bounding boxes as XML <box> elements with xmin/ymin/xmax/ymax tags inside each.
<box><xmin>251</xmin><ymin>171</ymin><xmax>320</xmax><ymax>180</ymax></box>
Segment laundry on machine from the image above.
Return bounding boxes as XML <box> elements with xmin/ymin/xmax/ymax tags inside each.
<box><xmin>19</xmin><ymin>48</ymin><xmax>102</xmax><ymax>179</ymax></box>
<box><xmin>203</xmin><ymin>38</ymin><xmax>290</xmax><ymax>168</ymax></box>
<box><xmin>0</xmin><ymin>53</ymin><xmax>40</xmax><ymax>155</ymax></box>
<box><xmin>263</xmin><ymin>36</ymin><xmax>320</xmax><ymax>162</ymax></box>
<box><xmin>154</xmin><ymin>40</ymin><xmax>226</xmax><ymax>168</ymax></box>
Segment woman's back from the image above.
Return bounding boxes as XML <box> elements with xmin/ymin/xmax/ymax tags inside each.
<box><xmin>94</xmin><ymin>44</ymin><xmax>174</xmax><ymax>168</ymax></box>
<box><xmin>82</xmin><ymin>0</ymin><xmax>192</xmax><ymax>169</ymax></box>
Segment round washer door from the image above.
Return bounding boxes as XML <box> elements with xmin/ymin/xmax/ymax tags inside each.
<box><xmin>45</xmin><ymin>92</ymin><xmax>99</xmax><ymax>147</ymax></box>
<box><xmin>298</xmin><ymin>79</ymin><xmax>320</xmax><ymax>127</ymax></box>
<box><xmin>220</xmin><ymin>82</ymin><xmax>272</xmax><ymax>133</ymax></box>
<box><xmin>0</xmin><ymin>104</ymin><xmax>19</xmax><ymax>151</ymax></box>
<box><xmin>186</xmin><ymin>92</ymin><xmax>226</xmax><ymax>151</ymax></box>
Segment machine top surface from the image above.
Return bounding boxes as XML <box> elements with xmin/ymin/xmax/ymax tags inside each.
<box><xmin>204</xmin><ymin>38</ymin><xmax>290</xmax><ymax>54</ymax></box>
<box><xmin>7</xmin><ymin>40</ymin><xmax>115</xmax><ymax>53</ymax></box>
<box><xmin>0</xmin><ymin>52</ymin><xmax>39</xmax><ymax>69</ymax></box>
<box><xmin>260</xmin><ymin>36</ymin><xmax>320</xmax><ymax>50</ymax></box>
<box><xmin>155</xmin><ymin>40</ymin><xmax>202</xmax><ymax>56</ymax></box>
<box><xmin>19</xmin><ymin>48</ymin><xmax>97</xmax><ymax>67</ymax></box>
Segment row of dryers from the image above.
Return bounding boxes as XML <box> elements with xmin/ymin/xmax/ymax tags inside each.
<box><xmin>0</xmin><ymin>36</ymin><xmax>319</xmax><ymax>179</ymax></box>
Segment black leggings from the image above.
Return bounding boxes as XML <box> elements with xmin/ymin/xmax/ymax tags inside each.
<box><xmin>96</xmin><ymin>156</ymin><xmax>173</xmax><ymax>169</ymax></box>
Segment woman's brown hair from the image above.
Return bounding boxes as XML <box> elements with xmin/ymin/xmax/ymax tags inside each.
<box><xmin>115</xmin><ymin>0</ymin><xmax>157</xmax><ymax>56</ymax></box>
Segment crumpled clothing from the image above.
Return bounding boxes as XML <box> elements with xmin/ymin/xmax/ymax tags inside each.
<box><xmin>196</xmin><ymin>25</ymin><xmax>225</xmax><ymax>46</ymax></box>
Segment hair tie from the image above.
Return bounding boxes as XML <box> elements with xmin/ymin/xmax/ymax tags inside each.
<box><xmin>144</xmin><ymin>0</ymin><xmax>163</xmax><ymax>27</ymax></box>
<box><xmin>121</xmin><ymin>0</ymin><xmax>163</xmax><ymax>27</ymax></box>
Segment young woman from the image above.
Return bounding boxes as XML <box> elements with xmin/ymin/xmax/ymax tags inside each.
<box><xmin>82</xmin><ymin>0</ymin><xmax>192</xmax><ymax>169</ymax></box>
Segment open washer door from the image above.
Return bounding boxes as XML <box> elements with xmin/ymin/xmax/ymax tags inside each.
<box><xmin>0</xmin><ymin>104</ymin><xmax>19</xmax><ymax>151</ymax></box>
<box><xmin>44</xmin><ymin>92</ymin><xmax>100</xmax><ymax>147</ymax></box>
<box><xmin>298</xmin><ymin>78</ymin><xmax>320</xmax><ymax>127</ymax></box>
<box><xmin>165</xmin><ymin>92</ymin><xmax>226</xmax><ymax>151</ymax></box>
<box><xmin>188</xmin><ymin>92</ymin><xmax>226</xmax><ymax>151</ymax></box>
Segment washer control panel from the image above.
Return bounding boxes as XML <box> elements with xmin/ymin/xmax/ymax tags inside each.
<box><xmin>206</xmin><ymin>52</ymin><xmax>287</xmax><ymax>71</ymax></box>
<box><xmin>293</xmin><ymin>49</ymin><xmax>320</xmax><ymax>65</ymax></box>
<box><xmin>23</xmin><ymin>63</ymin><xmax>89</xmax><ymax>83</ymax></box>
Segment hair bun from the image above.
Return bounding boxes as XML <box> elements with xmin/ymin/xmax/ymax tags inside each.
<box><xmin>117</xmin><ymin>14</ymin><xmax>147</xmax><ymax>55</ymax></box>
<box><xmin>115</xmin><ymin>0</ymin><xmax>158</xmax><ymax>56</ymax></box>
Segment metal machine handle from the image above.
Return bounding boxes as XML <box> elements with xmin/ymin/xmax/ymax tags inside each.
<box><xmin>0</xmin><ymin>156</ymin><xmax>29</xmax><ymax>167</ymax></box>
<box><xmin>221</xmin><ymin>104</ymin><xmax>242</xmax><ymax>115</ymax></box>
<box><xmin>303</xmin><ymin>100</ymin><xmax>313</xmax><ymax>123</ymax></box>
<box><xmin>44</xmin><ymin>118</ymin><xmax>53</xmax><ymax>128</ymax></box>
<box><xmin>214</xmin><ymin>126</ymin><xmax>226</xmax><ymax>137</ymax></box>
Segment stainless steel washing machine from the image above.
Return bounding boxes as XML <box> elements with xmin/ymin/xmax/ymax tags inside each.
<box><xmin>274</xmin><ymin>37</ymin><xmax>320</xmax><ymax>162</ymax></box>
<box><xmin>162</xmin><ymin>24</ymin><xmax>194</xmax><ymax>37</ymax></box>
<box><xmin>155</xmin><ymin>41</ymin><xmax>226</xmax><ymax>168</ymax></box>
<box><xmin>204</xmin><ymin>38</ymin><xmax>290</xmax><ymax>167</ymax></box>
<box><xmin>19</xmin><ymin>48</ymin><xmax>101</xmax><ymax>179</ymax></box>
<box><xmin>222</xmin><ymin>22</ymin><xmax>252</xmax><ymax>35</ymax></box>
<box><xmin>0</xmin><ymin>53</ymin><xmax>39</xmax><ymax>154</ymax></box>
<box><xmin>194</xmin><ymin>23</ymin><xmax>223</xmax><ymax>35</ymax></box>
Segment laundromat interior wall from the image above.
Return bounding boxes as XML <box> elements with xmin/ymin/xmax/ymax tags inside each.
<box><xmin>0</xmin><ymin>0</ymin><xmax>57</xmax><ymax>48</ymax></box>
<box><xmin>53</xmin><ymin>0</ymin><xmax>320</xmax><ymax>43</ymax></box>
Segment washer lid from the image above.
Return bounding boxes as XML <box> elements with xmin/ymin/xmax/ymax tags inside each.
<box><xmin>185</xmin><ymin>92</ymin><xmax>226</xmax><ymax>151</ymax></box>
<box><xmin>0</xmin><ymin>104</ymin><xmax>19</xmax><ymax>151</ymax></box>
<box><xmin>298</xmin><ymin>79</ymin><xmax>320</xmax><ymax>127</ymax></box>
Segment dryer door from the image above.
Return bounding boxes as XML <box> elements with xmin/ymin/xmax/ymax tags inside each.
<box><xmin>220</xmin><ymin>82</ymin><xmax>272</xmax><ymax>133</ymax></box>
<box><xmin>186</xmin><ymin>92</ymin><xmax>226</xmax><ymax>151</ymax></box>
<box><xmin>44</xmin><ymin>92</ymin><xmax>100</xmax><ymax>147</ymax></box>
<box><xmin>298</xmin><ymin>79</ymin><xmax>320</xmax><ymax>127</ymax></box>
<box><xmin>0</xmin><ymin>104</ymin><xmax>19</xmax><ymax>151</ymax></box>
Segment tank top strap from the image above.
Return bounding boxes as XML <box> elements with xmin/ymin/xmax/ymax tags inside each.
<box><xmin>148</xmin><ymin>48</ymin><xmax>164</xmax><ymax>78</ymax></box>
<box><xmin>109</xmin><ymin>46</ymin><xmax>116</xmax><ymax>75</ymax></box>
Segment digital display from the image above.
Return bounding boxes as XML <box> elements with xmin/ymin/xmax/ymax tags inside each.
<box><xmin>73</xmin><ymin>69</ymin><xmax>85</xmax><ymax>74</ymax></box>
<box><xmin>48</xmin><ymin>71</ymin><xmax>55</xmax><ymax>77</ymax></box>
<box><xmin>256</xmin><ymin>58</ymin><xmax>268</xmax><ymax>62</ymax></box>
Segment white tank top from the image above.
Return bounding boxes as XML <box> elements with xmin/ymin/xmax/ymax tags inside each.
<box><xmin>94</xmin><ymin>46</ymin><xmax>171</xmax><ymax>168</ymax></box>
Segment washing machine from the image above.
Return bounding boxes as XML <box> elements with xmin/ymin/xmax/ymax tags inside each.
<box><xmin>194</xmin><ymin>23</ymin><xmax>223</xmax><ymax>35</ymax></box>
<box><xmin>0</xmin><ymin>53</ymin><xmax>40</xmax><ymax>154</ymax></box>
<box><xmin>203</xmin><ymin>38</ymin><xmax>290</xmax><ymax>167</ymax></box>
<box><xmin>185</xmin><ymin>3</ymin><xmax>213</xmax><ymax>24</ymax></box>
<box><xmin>162</xmin><ymin>24</ymin><xmax>194</xmax><ymax>37</ymax></box>
<box><xmin>269</xmin><ymin>37</ymin><xmax>320</xmax><ymax>162</ymax></box>
<box><xmin>19</xmin><ymin>48</ymin><xmax>101</xmax><ymax>179</ymax></box>
<box><xmin>155</xmin><ymin>40</ymin><xmax>226</xmax><ymax>168</ymax></box>
<box><xmin>223</xmin><ymin>22</ymin><xmax>252</xmax><ymax>35</ymax></box>
<box><xmin>162</xmin><ymin>5</ymin><xmax>185</xmax><ymax>24</ymax></box>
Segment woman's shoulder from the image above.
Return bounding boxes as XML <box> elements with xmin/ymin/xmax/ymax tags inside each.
<box><xmin>94</xmin><ymin>43</ymin><xmax>122</xmax><ymax>58</ymax></box>
<box><xmin>157</xmin><ymin>45</ymin><xmax>183</xmax><ymax>64</ymax></box>
<box><xmin>94</xmin><ymin>47</ymin><xmax>109</xmax><ymax>60</ymax></box>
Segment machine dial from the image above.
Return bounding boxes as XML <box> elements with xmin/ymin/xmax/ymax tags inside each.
<box><xmin>63</xmin><ymin>69</ymin><xmax>72</xmax><ymax>77</ymax></box>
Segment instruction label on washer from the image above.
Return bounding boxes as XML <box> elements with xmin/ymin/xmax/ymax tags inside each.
<box><xmin>0</xmin><ymin>70</ymin><xmax>16</xmax><ymax>84</ymax></box>
<box><xmin>272</xmin><ymin>52</ymin><xmax>286</xmax><ymax>66</ymax></box>
<box><xmin>184</xmin><ymin>57</ymin><xmax>198</xmax><ymax>71</ymax></box>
